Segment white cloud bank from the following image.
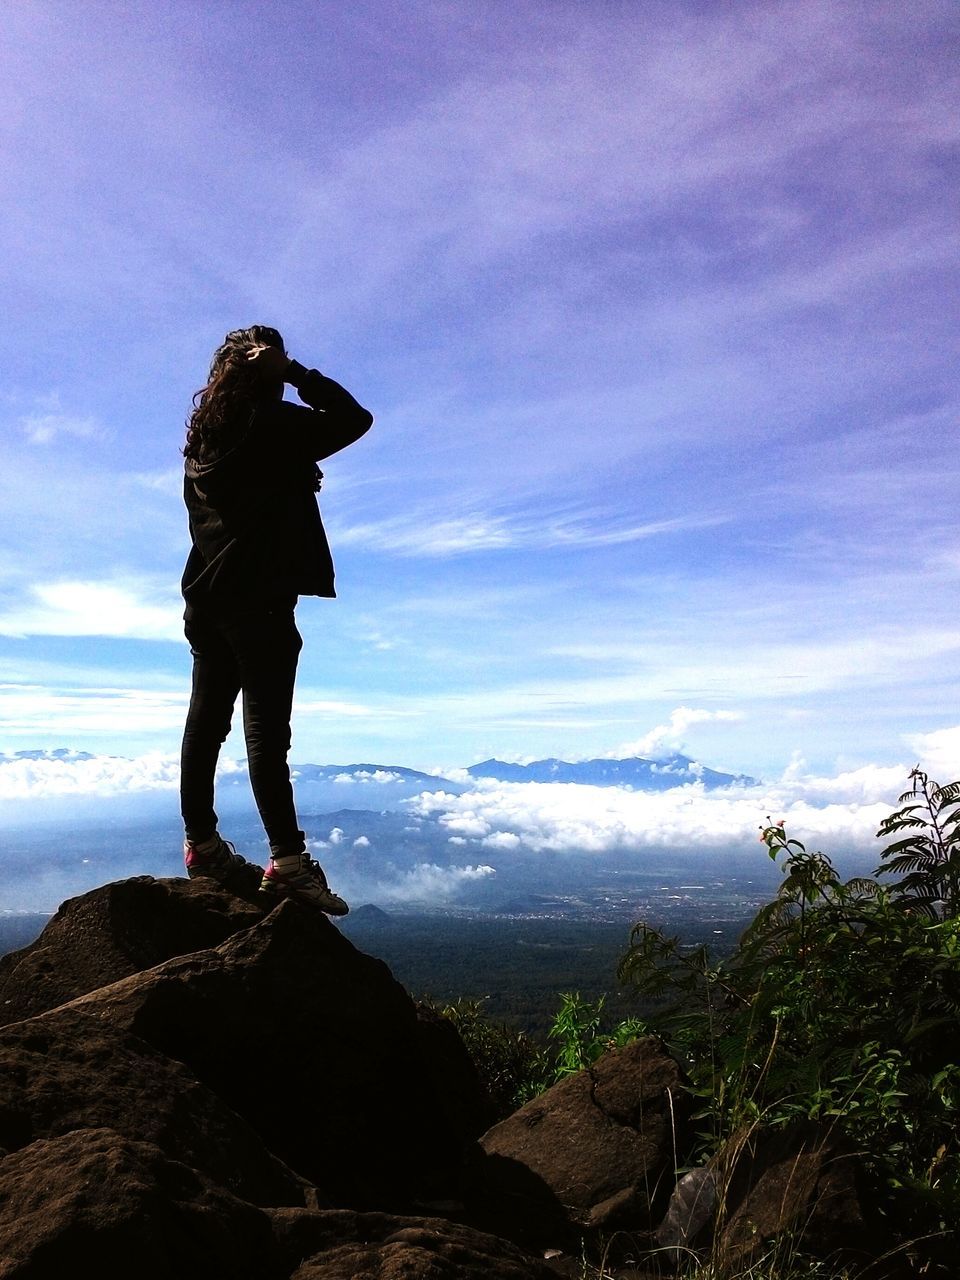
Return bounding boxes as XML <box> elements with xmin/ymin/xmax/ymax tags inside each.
<box><xmin>363</xmin><ymin>863</ymin><xmax>496</xmax><ymax>904</ymax></box>
<box><xmin>331</xmin><ymin>769</ymin><xmax>408</xmax><ymax>784</ymax></box>
<box><xmin>906</xmin><ymin>726</ymin><xmax>960</xmax><ymax>783</ymax></box>
<box><xmin>408</xmin><ymin>758</ymin><xmax>941</xmax><ymax>858</ymax></box>
<box><xmin>0</xmin><ymin>751</ymin><xmax>247</xmax><ymax>800</ymax></box>
<box><xmin>0</xmin><ymin>751</ymin><xmax>181</xmax><ymax>799</ymax></box>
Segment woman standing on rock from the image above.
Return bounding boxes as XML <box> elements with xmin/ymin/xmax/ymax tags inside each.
<box><xmin>179</xmin><ymin>325</ymin><xmax>372</xmax><ymax>915</ymax></box>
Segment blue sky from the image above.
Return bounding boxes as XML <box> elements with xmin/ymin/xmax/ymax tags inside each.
<box><xmin>1</xmin><ymin>0</ymin><xmax>959</xmax><ymax>797</ymax></box>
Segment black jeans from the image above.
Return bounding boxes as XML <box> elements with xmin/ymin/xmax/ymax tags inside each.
<box><xmin>180</xmin><ymin>604</ymin><xmax>305</xmax><ymax>856</ymax></box>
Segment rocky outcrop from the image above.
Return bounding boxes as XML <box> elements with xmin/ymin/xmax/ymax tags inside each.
<box><xmin>0</xmin><ymin>875</ymin><xmax>263</xmax><ymax>1027</ymax></box>
<box><xmin>269</xmin><ymin>1210</ymin><xmax>559</xmax><ymax>1279</ymax></box>
<box><xmin>654</xmin><ymin>1121</ymin><xmax>873</xmax><ymax>1272</ymax></box>
<box><xmin>0</xmin><ymin>873</ymin><xmax>891</xmax><ymax>1277</ymax></box>
<box><xmin>0</xmin><ymin>1127</ymin><xmax>558</xmax><ymax>1280</ymax></box>
<box><xmin>0</xmin><ymin>1007</ymin><xmax>314</xmax><ymax>1208</ymax></box>
<box><xmin>0</xmin><ymin>1127</ymin><xmax>281</xmax><ymax>1280</ymax></box>
<box><xmin>0</xmin><ymin>875</ymin><xmax>549</xmax><ymax>1279</ymax></box>
<box><xmin>36</xmin><ymin>883</ymin><xmax>482</xmax><ymax>1206</ymax></box>
<box><xmin>714</xmin><ymin>1123</ymin><xmax>870</xmax><ymax>1268</ymax></box>
<box><xmin>475</xmin><ymin>1037</ymin><xmax>690</xmax><ymax>1240</ymax></box>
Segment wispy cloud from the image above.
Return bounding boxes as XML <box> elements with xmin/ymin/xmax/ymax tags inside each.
<box><xmin>0</xmin><ymin>580</ymin><xmax>183</xmax><ymax>642</ymax></box>
<box><xmin>0</xmin><ymin>449</ymin><xmax>186</xmax><ymax>585</ymax></box>
<box><xmin>0</xmin><ymin>686</ymin><xmax>187</xmax><ymax>738</ymax></box>
<box><xmin>534</xmin><ymin>628</ymin><xmax>960</xmax><ymax>706</ymax></box>
<box><xmin>267</xmin><ymin>1</ymin><xmax>958</xmax><ymax>341</ymax></box>
<box><xmin>294</xmin><ymin>694</ymin><xmax>414</xmax><ymax>721</ymax></box>
<box><xmin>333</xmin><ymin>505</ymin><xmax>725</xmax><ymax>557</ymax></box>
<box><xmin>20</xmin><ymin>410</ymin><xmax>101</xmax><ymax>446</ymax></box>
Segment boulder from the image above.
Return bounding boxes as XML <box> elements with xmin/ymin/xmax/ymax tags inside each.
<box><xmin>268</xmin><ymin>1208</ymin><xmax>559</xmax><ymax>1279</ymax></box>
<box><xmin>0</xmin><ymin>1006</ymin><xmax>313</xmax><ymax>1207</ymax></box>
<box><xmin>414</xmin><ymin>1000</ymin><xmax>496</xmax><ymax>1138</ymax></box>
<box><xmin>0</xmin><ymin>1127</ymin><xmax>283</xmax><ymax>1280</ymax></box>
<box><xmin>0</xmin><ymin>875</ymin><xmax>264</xmax><ymax>1028</ymax></box>
<box><xmin>0</xmin><ymin>874</ymin><xmax>579</xmax><ymax>1276</ymax></box>
<box><xmin>51</xmin><ymin>889</ymin><xmax>485</xmax><ymax>1206</ymax></box>
<box><xmin>476</xmin><ymin>1037</ymin><xmax>690</xmax><ymax>1236</ymax></box>
<box><xmin>656</xmin><ymin>1121</ymin><xmax>872</xmax><ymax>1270</ymax></box>
<box><xmin>715</xmin><ymin>1123</ymin><xmax>870</xmax><ymax>1268</ymax></box>
<box><xmin>0</xmin><ymin>1127</ymin><xmax>559</xmax><ymax>1280</ymax></box>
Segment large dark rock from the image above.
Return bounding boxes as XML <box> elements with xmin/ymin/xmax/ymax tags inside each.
<box><xmin>476</xmin><ymin>1037</ymin><xmax>690</xmax><ymax>1238</ymax></box>
<box><xmin>0</xmin><ymin>1125</ymin><xmax>558</xmax><ymax>1280</ymax></box>
<box><xmin>268</xmin><ymin>1208</ymin><xmax>559</xmax><ymax>1279</ymax></box>
<box><xmin>0</xmin><ymin>1127</ymin><xmax>283</xmax><ymax>1280</ymax></box>
<box><xmin>0</xmin><ymin>873</ymin><xmax>628</xmax><ymax>1276</ymax></box>
<box><xmin>656</xmin><ymin>1122</ymin><xmax>873</xmax><ymax>1271</ymax></box>
<box><xmin>0</xmin><ymin>1006</ymin><xmax>313</xmax><ymax>1208</ymax></box>
<box><xmin>715</xmin><ymin>1123</ymin><xmax>871</xmax><ymax>1269</ymax></box>
<box><xmin>414</xmin><ymin>1000</ymin><xmax>497</xmax><ymax>1138</ymax></box>
<box><xmin>51</xmin><ymin>887</ymin><xmax>484</xmax><ymax>1207</ymax></box>
<box><xmin>0</xmin><ymin>875</ymin><xmax>263</xmax><ymax>1028</ymax></box>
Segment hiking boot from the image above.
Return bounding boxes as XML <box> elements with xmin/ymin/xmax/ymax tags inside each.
<box><xmin>259</xmin><ymin>852</ymin><xmax>349</xmax><ymax>916</ymax></box>
<box><xmin>184</xmin><ymin>834</ymin><xmax>249</xmax><ymax>884</ymax></box>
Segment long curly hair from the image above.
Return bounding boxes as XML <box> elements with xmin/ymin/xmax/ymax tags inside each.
<box><xmin>184</xmin><ymin>325</ymin><xmax>286</xmax><ymax>463</ymax></box>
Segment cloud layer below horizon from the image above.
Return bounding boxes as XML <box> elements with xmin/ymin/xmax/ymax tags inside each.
<box><xmin>4</xmin><ymin>730</ymin><xmax>958</xmax><ymax>863</ymax></box>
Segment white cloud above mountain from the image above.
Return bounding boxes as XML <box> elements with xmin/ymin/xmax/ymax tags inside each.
<box><xmin>616</xmin><ymin>708</ymin><xmax>745</xmax><ymax>759</ymax></box>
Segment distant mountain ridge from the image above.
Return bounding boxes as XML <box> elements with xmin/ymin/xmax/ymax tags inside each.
<box><xmin>3</xmin><ymin>750</ymin><xmax>755</xmax><ymax>792</ymax></box>
<box><xmin>465</xmin><ymin>752</ymin><xmax>755</xmax><ymax>790</ymax></box>
<box><xmin>2</xmin><ymin>749</ymin><xmax>96</xmax><ymax>763</ymax></box>
<box><xmin>292</xmin><ymin>763</ymin><xmax>445</xmax><ymax>785</ymax></box>
<box><xmin>293</xmin><ymin>752</ymin><xmax>754</xmax><ymax>791</ymax></box>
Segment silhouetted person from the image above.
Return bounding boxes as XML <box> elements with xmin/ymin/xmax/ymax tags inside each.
<box><xmin>179</xmin><ymin>325</ymin><xmax>372</xmax><ymax>914</ymax></box>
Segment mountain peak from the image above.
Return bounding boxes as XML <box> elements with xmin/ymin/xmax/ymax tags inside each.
<box><xmin>466</xmin><ymin>754</ymin><xmax>755</xmax><ymax>789</ymax></box>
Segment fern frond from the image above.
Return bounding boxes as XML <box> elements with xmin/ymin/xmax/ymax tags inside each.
<box><xmin>884</xmin><ymin>854</ymin><xmax>932</xmax><ymax>874</ymax></box>
<box><xmin>879</xmin><ymin>818</ymin><xmax>929</xmax><ymax>834</ymax></box>
<box><xmin>844</xmin><ymin>876</ymin><xmax>881</xmax><ymax>897</ymax></box>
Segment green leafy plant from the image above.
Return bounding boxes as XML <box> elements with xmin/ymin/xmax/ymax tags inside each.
<box><xmin>613</xmin><ymin>777</ymin><xmax>960</xmax><ymax>1269</ymax></box>
<box><xmin>547</xmin><ymin>991</ymin><xmax>646</xmax><ymax>1080</ymax></box>
<box><xmin>876</xmin><ymin>767</ymin><xmax>960</xmax><ymax>916</ymax></box>
<box><xmin>548</xmin><ymin>992</ymin><xmax>607</xmax><ymax>1076</ymax></box>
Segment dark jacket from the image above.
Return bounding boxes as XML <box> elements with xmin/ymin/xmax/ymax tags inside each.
<box><xmin>181</xmin><ymin>361</ymin><xmax>373</xmax><ymax>615</ymax></box>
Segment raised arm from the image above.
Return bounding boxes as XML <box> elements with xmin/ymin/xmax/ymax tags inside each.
<box><xmin>247</xmin><ymin>344</ymin><xmax>374</xmax><ymax>461</ymax></box>
<box><xmin>286</xmin><ymin>360</ymin><xmax>374</xmax><ymax>459</ymax></box>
